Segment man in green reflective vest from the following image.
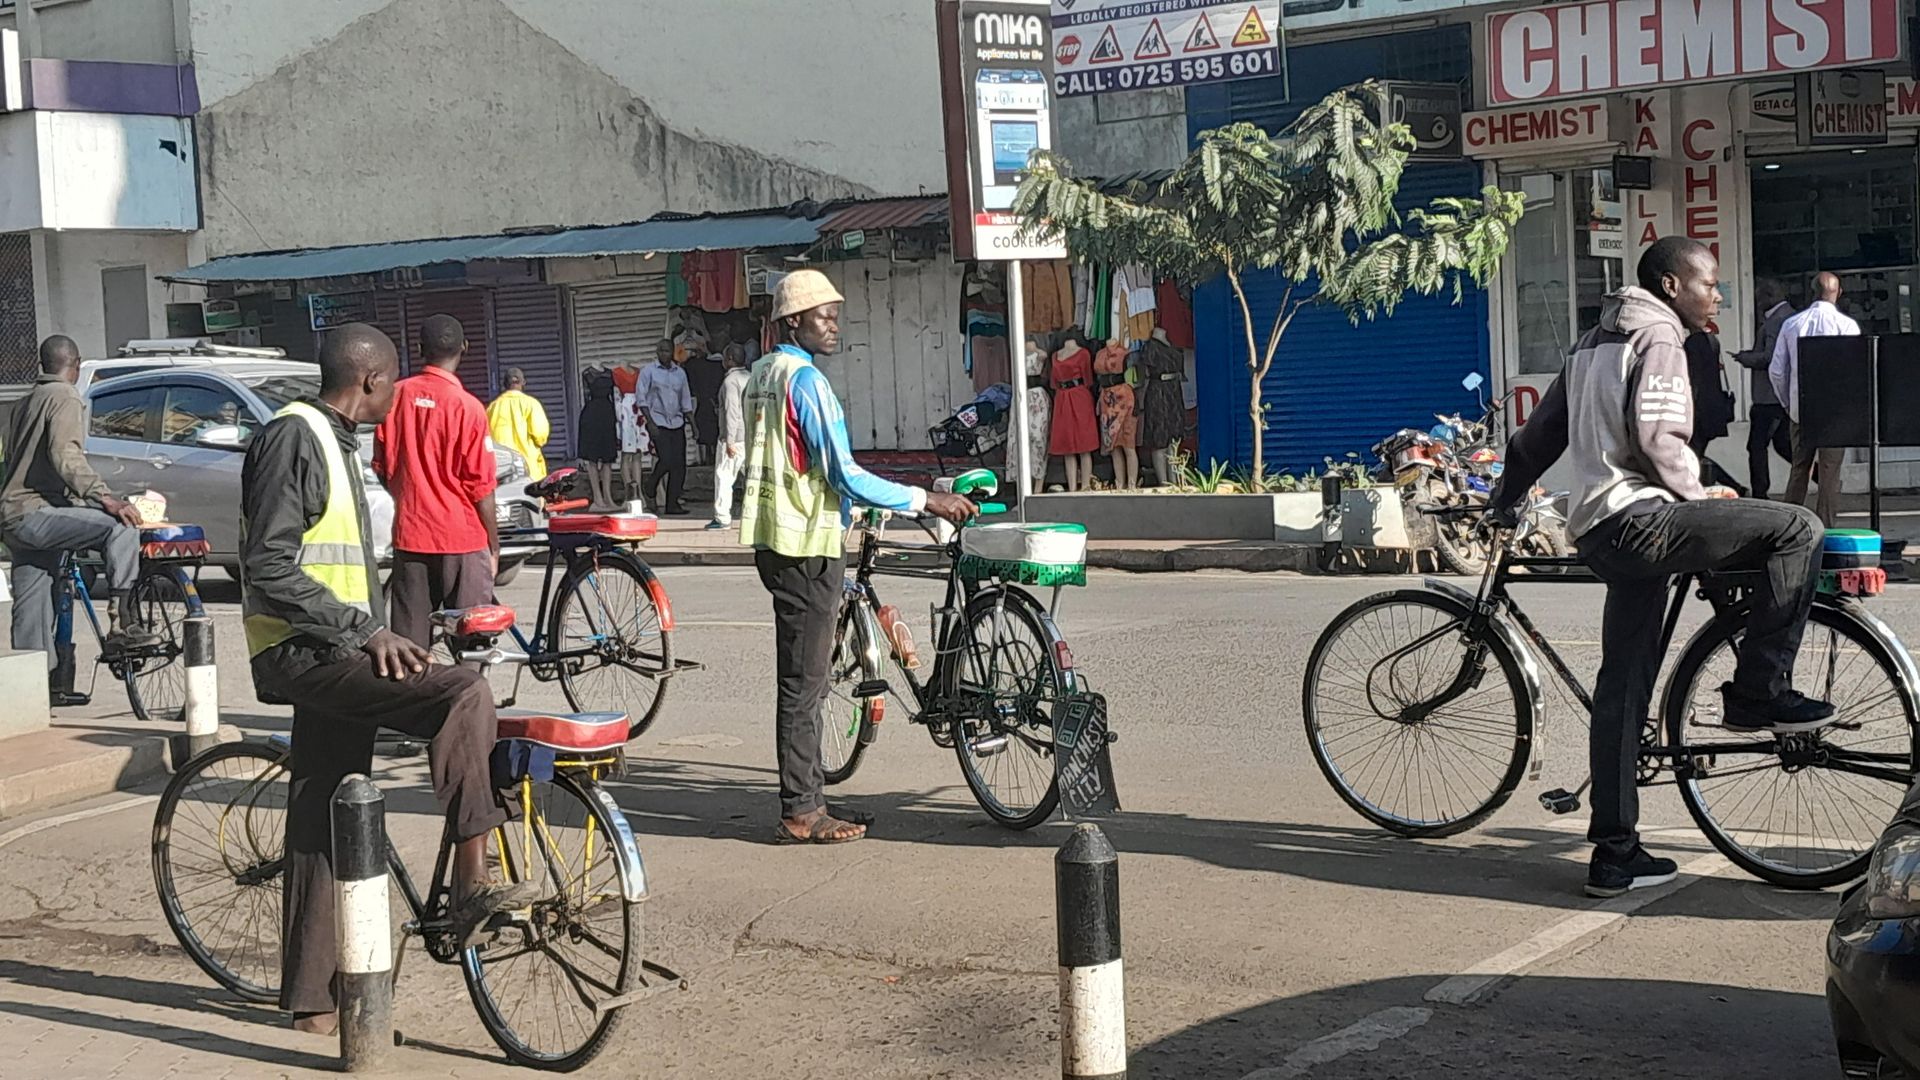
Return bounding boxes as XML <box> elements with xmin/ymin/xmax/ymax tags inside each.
<box><xmin>743</xmin><ymin>271</ymin><xmax>974</xmax><ymax>844</ymax></box>
<box><xmin>240</xmin><ymin>323</ymin><xmax>536</xmax><ymax>1035</ymax></box>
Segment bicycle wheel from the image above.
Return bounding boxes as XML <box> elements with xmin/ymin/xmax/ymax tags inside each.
<box><xmin>462</xmin><ymin>772</ymin><xmax>642</xmax><ymax>1071</ymax></box>
<box><xmin>124</xmin><ymin>568</ymin><xmax>191</xmax><ymax>723</ymax></box>
<box><xmin>940</xmin><ymin>587</ymin><xmax>1070</xmax><ymax>830</ymax></box>
<box><xmin>550</xmin><ymin>549</ymin><xmax>673</xmax><ymax>738</ymax></box>
<box><xmin>1665</xmin><ymin>604</ymin><xmax>1918</xmax><ymax>888</ymax></box>
<box><xmin>1302</xmin><ymin>589</ymin><xmax>1534</xmax><ymax>838</ymax></box>
<box><xmin>151</xmin><ymin>740</ymin><xmax>290</xmax><ymax>1003</ymax></box>
<box><xmin>822</xmin><ymin>599</ymin><xmax>879</xmax><ymax>786</ymax></box>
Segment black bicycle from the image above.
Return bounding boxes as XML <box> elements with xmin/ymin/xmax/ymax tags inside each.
<box><xmin>1302</xmin><ymin>507</ymin><xmax>1918</xmax><ymax>888</ymax></box>
<box><xmin>816</xmin><ymin>469</ymin><xmax>1083</xmax><ymax>829</ymax></box>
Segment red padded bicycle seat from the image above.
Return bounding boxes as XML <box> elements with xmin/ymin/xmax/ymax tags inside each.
<box><xmin>436</xmin><ymin>604</ymin><xmax>516</xmax><ymax>636</ymax></box>
<box><xmin>496</xmin><ymin>709</ymin><xmax>630</xmax><ymax>754</ymax></box>
<box><xmin>140</xmin><ymin>523</ymin><xmax>210</xmax><ymax>560</ymax></box>
<box><xmin>547</xmin><ymin>513</ymin><xmax>658</xmax><ymax>540</ymax></box>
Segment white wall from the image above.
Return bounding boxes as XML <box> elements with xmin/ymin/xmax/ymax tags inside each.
<box><xmin>30</xmin><ymin>0</ymin><xmax>181</xmax><ymax>63</ymax></box>
<box><xmin>0</xmin><ymin>112</ymin><xmax>198</xmax><ymax>232</ymax></box>
<box><xmin>38</xmin><ymin>230</ymin><xmax>194</xmax><ymax>359</ymax></box>
<box><xmin>186</xmin><ymin>0</ymin><xmax>949</xmax><ymax>204</ymax></box>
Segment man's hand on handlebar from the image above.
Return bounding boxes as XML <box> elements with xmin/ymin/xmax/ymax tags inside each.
<box><xmin>100</xmin><ymin>495</ymin><xmax>142</xmax><ymax>528</ymax></box>
<box><xmin>364</xmin><ymin>627</ymin><xmax>431</xmax><ymax>680</ymax></box>
<box><xmin>923</xmin><ymin>491</ymin><xmax>976</xmax><ymax>525</ymax></box>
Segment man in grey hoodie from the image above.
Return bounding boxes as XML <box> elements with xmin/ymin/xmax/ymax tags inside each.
<box><xmin>1491</xmin><ymin>236</ymin><xmax>1829</xmax><ymax>898</ymax></box>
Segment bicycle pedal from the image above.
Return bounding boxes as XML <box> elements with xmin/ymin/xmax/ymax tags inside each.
<box><xmin>854</xmin><ymin>679</ymin><xmax>890</xmax><ymax>699</ymax></box>
<box><xmin>1539</xmin><ymin>788</ymin><xmax>1581</xmax><ymax>815</ymax></box>
<box><xmin>393</xmin><ymin>740</ymin><xmax>425</xmax><ymax>758</ymax></box>
<box><xmin>968</xmin><ymin>733</ymin><xmax>1009</xmax><ymax>756</ymax></box>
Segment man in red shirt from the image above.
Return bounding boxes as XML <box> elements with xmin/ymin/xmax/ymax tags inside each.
<box><xmin>372</xmin><ymin>314</ymin><xmax>499</xmax><ymax>648</ymax></box>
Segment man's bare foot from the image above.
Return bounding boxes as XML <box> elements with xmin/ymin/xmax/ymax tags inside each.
<box><xmin>775</xmin><ymin>807</ymin><xmax>866</xmax><ymax>844</ymax></box>
<box><xmin>292</xmin><ymin>1011</ymin><xmax>338</xmax><ymax>1036</ymax></box>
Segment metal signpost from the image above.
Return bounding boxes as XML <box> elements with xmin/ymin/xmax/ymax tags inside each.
<box><xmin>938</xmin><ymin>0</ymin><xmax>1067</xmax><ymax>507</ymax></box>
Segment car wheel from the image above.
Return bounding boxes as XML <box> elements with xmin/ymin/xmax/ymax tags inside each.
<box><xmin>494</xmin><ymin>558</ymin><xmax>524</xmax><ymax>589</ymax></box>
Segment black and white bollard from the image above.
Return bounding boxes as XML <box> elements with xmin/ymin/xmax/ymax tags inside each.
<box><xmin>181</xmin><ymin>615</ymin><xmax>219</xmax><ymax>759</ymax></box>
<box><xmin>1057</xmin><ymin>822</ymin><xmax>1125</xmax><ymax>1080</ymax></box>
<box><xmin>332</xmin><ymin>775</ymin><xmax>392</xmax><ymax>1072</ymax></box>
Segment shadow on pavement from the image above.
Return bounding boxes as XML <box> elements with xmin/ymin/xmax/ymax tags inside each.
<box><xmin>1131</xmin><ymin>974</ymin><xmax>1835</xmax><ymax>1079</ymax></box>
<box><xmin>0</xmin><ymin>960</ymin><xmax>335</xmax><ymax>1071</ymax></box>
<box><xmin>598</xmin><ymin>756</ymin><xmax>1851</xmax><ymax>919</ymax></box>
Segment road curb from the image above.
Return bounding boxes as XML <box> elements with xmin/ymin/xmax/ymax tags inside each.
<box><xmin>0</xmin><ymin>722</ymin><xmax>241</xmax><ymax>821</ymax></box>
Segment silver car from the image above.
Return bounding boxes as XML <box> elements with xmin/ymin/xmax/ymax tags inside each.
<box><xmin>81</xmin><ymin>362</ymin><xmax>542</xmax><ymax>582</ymax></box>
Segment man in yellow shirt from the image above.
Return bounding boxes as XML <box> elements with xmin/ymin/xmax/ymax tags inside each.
<box><xmin>486</xmin><ymin>367</ymin><xmax>550</xmax><ymax>480</ymax></box>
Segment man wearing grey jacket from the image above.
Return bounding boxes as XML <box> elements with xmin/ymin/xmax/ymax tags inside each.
<box><xmin>1491</xmin><ymin>237</ymin><xmax>1829</xmax><ymax>899</ymax></box>
<box><xmin>1733</xmin><ymin>280</ymin><xmax>1795</xmax><ymax>498</ymax></box>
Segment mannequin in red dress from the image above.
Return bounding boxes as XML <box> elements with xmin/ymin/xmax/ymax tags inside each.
<box><xmin>1048</xmin><ymin>334</ymin><xmax>1099</xmax><ymax>491</ymax></box>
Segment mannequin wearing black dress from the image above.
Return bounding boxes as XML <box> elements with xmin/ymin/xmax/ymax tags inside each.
<box><xmin>578</xmin><ymin>367</ymin><xmax>620</xmax><ymax>511</ymax></box>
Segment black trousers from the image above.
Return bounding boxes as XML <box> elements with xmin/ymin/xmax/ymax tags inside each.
<box><xmin>388</xmin><ymin>548</ymin><xmax>495</xmax><ymax>650</ymax></box>
<box><xmin>1576</xmin><ymin>499</ymin><xmax>1821</xmax><ymax>862</ymax></box>
<box><xmin>755</xmin><ymin>549</ymin><xmax>845</xmax><ymax>819</ymax></box>
<box><xmin>1747</xmin><ymin>403</ymin><xmax>1793</xmax><ymax>499</ymax></box>
<box><xmin>649</xmin><ymin>425</ymin><xmax>687</xmax><ymax>509</ymax></box>
<box><xmin>275</xmin><ymin>657</ymin><xmax>506</xmax><ymax>1015</ymax></box>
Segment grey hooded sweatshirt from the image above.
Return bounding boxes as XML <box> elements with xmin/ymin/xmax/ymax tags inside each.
<box><xmin>1493</xmin><ymin>287</ymin><xmax>1707</xmax><ymax>540</ymax></box>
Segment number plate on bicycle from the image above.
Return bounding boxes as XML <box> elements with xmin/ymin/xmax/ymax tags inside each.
<box><xmin>1055</xmin><ymin>691</ymin><xmax>1120</xmax><ymax>820</ymax></box>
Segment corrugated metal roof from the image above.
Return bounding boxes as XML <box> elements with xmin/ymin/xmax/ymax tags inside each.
<box><xmin>818</xmin><ymin>196</ymin><xmax>948</xmax><ymax>234</ymax></box>
<box><xmin>171</xmin><ymin>212</ymin><xmax>828</xmax><ymax>283</ymax></box>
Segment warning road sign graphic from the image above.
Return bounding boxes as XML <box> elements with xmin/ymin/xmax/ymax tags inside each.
<box><xmin>1184</xmin><ymin>14</ymin><xmax>1220</xmax><ymax>52</ymax></box>
<box><xmin>1232</xmin><ymin>6</ymin><xmax>1271</xmax><ymax>47</ymax></box>
<box><xmin>1088</xmin><ymin>23</ymin><xmax>1124</xmax><ymax>63</ymax></box>
<box><xmin>1133</xmin><ymin>17</ymin><xmax>1171</xmax><ymax>60</ymax></box>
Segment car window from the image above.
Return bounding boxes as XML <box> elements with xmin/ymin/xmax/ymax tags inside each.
<box><xmin>242</xmin><ymin>373</ymin><xmax>320</xmax><ymax>413</ymax></box>
<box><xmin>160</xmin><ymin>384</ymin><xmax>256</xmax><ymax>447</ymax></box>
<box><xmin>88</xmin><ymin>386</ymin><xmax>157</xmax><ymax>441</ymax></box>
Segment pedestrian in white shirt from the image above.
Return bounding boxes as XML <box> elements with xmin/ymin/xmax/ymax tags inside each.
<box><xmin>707</xmin><ymin>345</ymin><xmax>752</xmax><ymax>529</ymax></box>
<box><xmin>637</xmin><ymin>339</ymin><xmax>695</xmax><ymax>515</ymax></box>
<box><xmin>1768</xmin><ymin>271</ymin><xmax>1859</xmax><ymax>526</ymax></box>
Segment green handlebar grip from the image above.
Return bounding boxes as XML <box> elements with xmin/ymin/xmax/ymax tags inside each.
<box><xmin>977</xmin><ymin>502</ymin><xmax>1008</xmax><ymax>515</ymax></box>
<box><xmin>949</xmin><ymin>467</ymin><xmax>1000</xmax><ymax>498</ymax></box>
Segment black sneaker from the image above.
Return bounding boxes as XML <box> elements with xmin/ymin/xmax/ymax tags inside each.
<box><xmin>1719</xmin><ymin>682</ymin><xmax>1836</xmax><ymax>733</ymax></box>
<box><xmin>1586</xmin><ymin>846</ymin><xmax>1679</xmax><ymax>898</ymax></box>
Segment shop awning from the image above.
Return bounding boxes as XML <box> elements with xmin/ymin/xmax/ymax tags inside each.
<box><xmin>817</xmin><ymin>196</ymin><xmax>948</xmax><ymax>235</ymax></box>
<box><xmin>170</xmin><ymin>211</ymin><xmax>829</xmax><ymax>283</ymax></box>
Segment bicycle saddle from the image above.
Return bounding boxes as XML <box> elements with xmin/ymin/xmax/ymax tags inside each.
<box><xmin>548</xmin><ymin>513</ymin><xmax>658</xmax><ymax>539</ymax></box>
<box><xmin>525</xmin><ymin>468</ymin><xmax>577</xmax><ymax>502</ymax></box>
<box><xmin>432</xmin><ymin>605</ymin><xmax>516</xmax><ymax>636</ymax></box>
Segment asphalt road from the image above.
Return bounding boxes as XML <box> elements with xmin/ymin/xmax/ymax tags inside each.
<box><xmin>2</xmin><ymin>565</ymin><xmax>1917</xmax><ymax>1078</ymax></box>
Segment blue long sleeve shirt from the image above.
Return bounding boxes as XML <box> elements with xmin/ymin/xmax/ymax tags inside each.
<box><xmin>778</xmin><ymin>344</ymin><xmax>926</xmax><ymax>526</ymax></box>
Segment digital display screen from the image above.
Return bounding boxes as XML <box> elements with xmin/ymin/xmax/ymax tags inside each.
<box><xmin>990</xmin><ymin>120</ymin><xmax>1040</xmax><ymax>185</ymax></box>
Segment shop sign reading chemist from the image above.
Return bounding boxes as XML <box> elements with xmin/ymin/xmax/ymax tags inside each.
<box><xmin>938</xmin><ymin>0</ymin><xmax>1068</xmax><ymax>261</ymax></box>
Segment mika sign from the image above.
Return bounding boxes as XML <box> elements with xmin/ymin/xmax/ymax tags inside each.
<box><xmin>1488</xmin><ymin>0</ymin><xmax>1903</xmax><ymax>105</ymax></box>
<box><xmin>938</xmin><ymin>0</ymin><xmax>1069</xmax><ymax>262</ymax></box>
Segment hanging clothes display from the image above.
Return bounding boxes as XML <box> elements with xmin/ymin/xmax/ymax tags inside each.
<box><xmin>680</xmin><ymin>250</ymin><xmax>741</xmax><ymax>313</ymax></box>
<box><xmin>1135</xmin><ymin>334</ymin><xmax>1187</xmax><ymax>449</ymax></box>
<box><xmin>1094</xmin><ymin>340</ymin><xmax>1136</xmax><ymax>451</ymax></box>
<box><xmin>1022</xmin><ymin>341</ymin><xmax>1051</xmax><ymax>486</ymax></box>
<box><xmin>1023</xmin><ymin>259</ymin><xmax>1074</xmax><ymax>333</ymax></box>
<box><xmin>1112</xmin><ymin>263</ymin><xmax>1157</xmax><ymax>344</ymax></box>
<box><xmin>1047</xmin><ymin>339</ymin><xmax>1099</xmax><ymax>455</ymax></box>
<box><xmin>664</xmin><ymin>254</ymin><xmax>690</xmax><ymax>307</ymax></box>
<box><xmin>577</xmin><ymin>366</ymin><xmax>620</xmax><ymax>464</ymax></box>
<box><xmin>1156</xmin><ymin>279</ymin><xmax>1195</xmax><ymax>348</ymax></box>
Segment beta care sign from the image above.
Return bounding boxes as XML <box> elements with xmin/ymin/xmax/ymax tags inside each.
<box><xmin>938</xmin><ymin>0</ymin><xmax>1070</xmax><ymax>261</ymax></box>
<box><xmin>1488</xmin><ymin>0</ymin><xmax>1903</xmax><ymax>105</ymax></box>
<box><xmin>1051</xmin><ymin>1</ymin><xmax>1284</xmax><ymax>97</ymax></box>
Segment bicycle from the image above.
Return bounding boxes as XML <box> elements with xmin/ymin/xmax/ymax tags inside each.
<box><xmin>50</xmin><ymin>523</ymin><xmax>210</xmax><ymax>723</ymax></box>
<box><xmin>449</xmin><ymin>469</ymin><xmax>697</xmax><ymax>739</ymax></box>
<box><xmin>151</xmin><ymin>604</ymin><xmax>675</xmax><ymax>1071</ymax></box>
<box><xmin>1301</xmin><ymin>506</ymin><xmax>1919</xmax><ymax>889</ymax></box>
<box><xmin>816</xmin><ymin>468</ymin><xmax>1086</xmax><ymax>829</ymax></box>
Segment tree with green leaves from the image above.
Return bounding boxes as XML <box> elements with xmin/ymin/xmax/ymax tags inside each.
<box><xmin>1014</xmin><ymin>81</ymin><xmax>1527</xmax><ymax>481</ymax></box>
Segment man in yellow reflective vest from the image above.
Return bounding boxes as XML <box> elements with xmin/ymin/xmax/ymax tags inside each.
<box><xmin>742</xmin><ymin>271</ymin><xmax>974</xmax><ymax>844</ymax></box>
<box><xmin>239</xmin><ymin>323</ymin><xmax>536</xmax><ymax>1035</ymax></box>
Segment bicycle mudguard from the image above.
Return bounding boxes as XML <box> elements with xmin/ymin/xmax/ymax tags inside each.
<box><xmin>1421</xmin><ymin>577</ymin><xmax>1548</xmax><ymax>774</ymax></box>
<box><xmin>581</xmin><ymin>782</ymin><xmax>650</xmax><ymax>901</ymax></box>
<box><xmin>627</xmin><ymin>557</ymin><xmax>676</xmax><ymax>632</ymax></box>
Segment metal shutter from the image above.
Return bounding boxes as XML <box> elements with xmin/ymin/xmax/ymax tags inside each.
<box><xmin>0</xmin><ymin>235</ymin><xmax>36</xmax><ymax>384</ymax></box>
<box><xmin>371</xmin><ymin>292</ymin><xmax>407</xmax><ymax>361</ymax></box>
<box><xmin>492</xmin><ymin>284</ymin><xmax>572</xmax><ymax>458</ymax></box>
<box><xmin>1188</xmin><ymin>25</ymin><xmax>1487</xmax><ymax>472</ymax></box>
<box><xmin>404</xmin><ymin>289</ymin><xmax>494</xmax><ymax>398</ymax></box>
<box><xmin>569</xmin><ymin>279</ymin><xmax>669</xmax><ymax>372</ymax></box>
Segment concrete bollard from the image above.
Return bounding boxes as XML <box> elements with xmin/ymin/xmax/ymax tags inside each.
<box><xmin>332</xmin><ymin>775</ymin><xmax>392</xmax><ymax>1072</ymax></box>
<box><xmin>1057</xmin><ymin>822</ymin><xmax>1125</xmax><ymax>1080</ymax></box>
<box><xmin>181</xmin><ymin>616</ymin><xmax>219</xmax><ymax>759</ymax></box>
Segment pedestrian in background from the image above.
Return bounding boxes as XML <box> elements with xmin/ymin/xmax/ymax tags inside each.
<box><xmin>1733</xmin><ymin>280</ymin><xmax>1795</xmax><ymax>499</ymax></box>
<box><xmin>707</xmin><ymin>344</ymin><xmax>750</xmax><ymax>530</ymax></box>
<box><xmin>1770</xmin><ymin>271</ymin><xmax>1858</xmax><ymax>527</ymax></box>
<box><xmin>372</xmin><ymin>314</ymin><xmax>500</xmax><ymax>649</ymax></box>
<box><xmin>1684</xmin><ymin>329</ymin><xmax>1742</xmax><ymax>494</ymax></box>
<box><xmin>637</xmin><ymin>338</ymin><xmax>694</xmax><ymax>515</ymax></box>
<box><xmin>487</xmin><ymin>366</ymin><xmax>551</xmax><ymax>480</ymax></box>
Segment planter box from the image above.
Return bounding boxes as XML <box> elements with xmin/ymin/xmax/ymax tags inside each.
<box><xmin>1022</xmin><ymin>489</ymin><xmax>1414</xmax><ymax>548</ymax></box>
